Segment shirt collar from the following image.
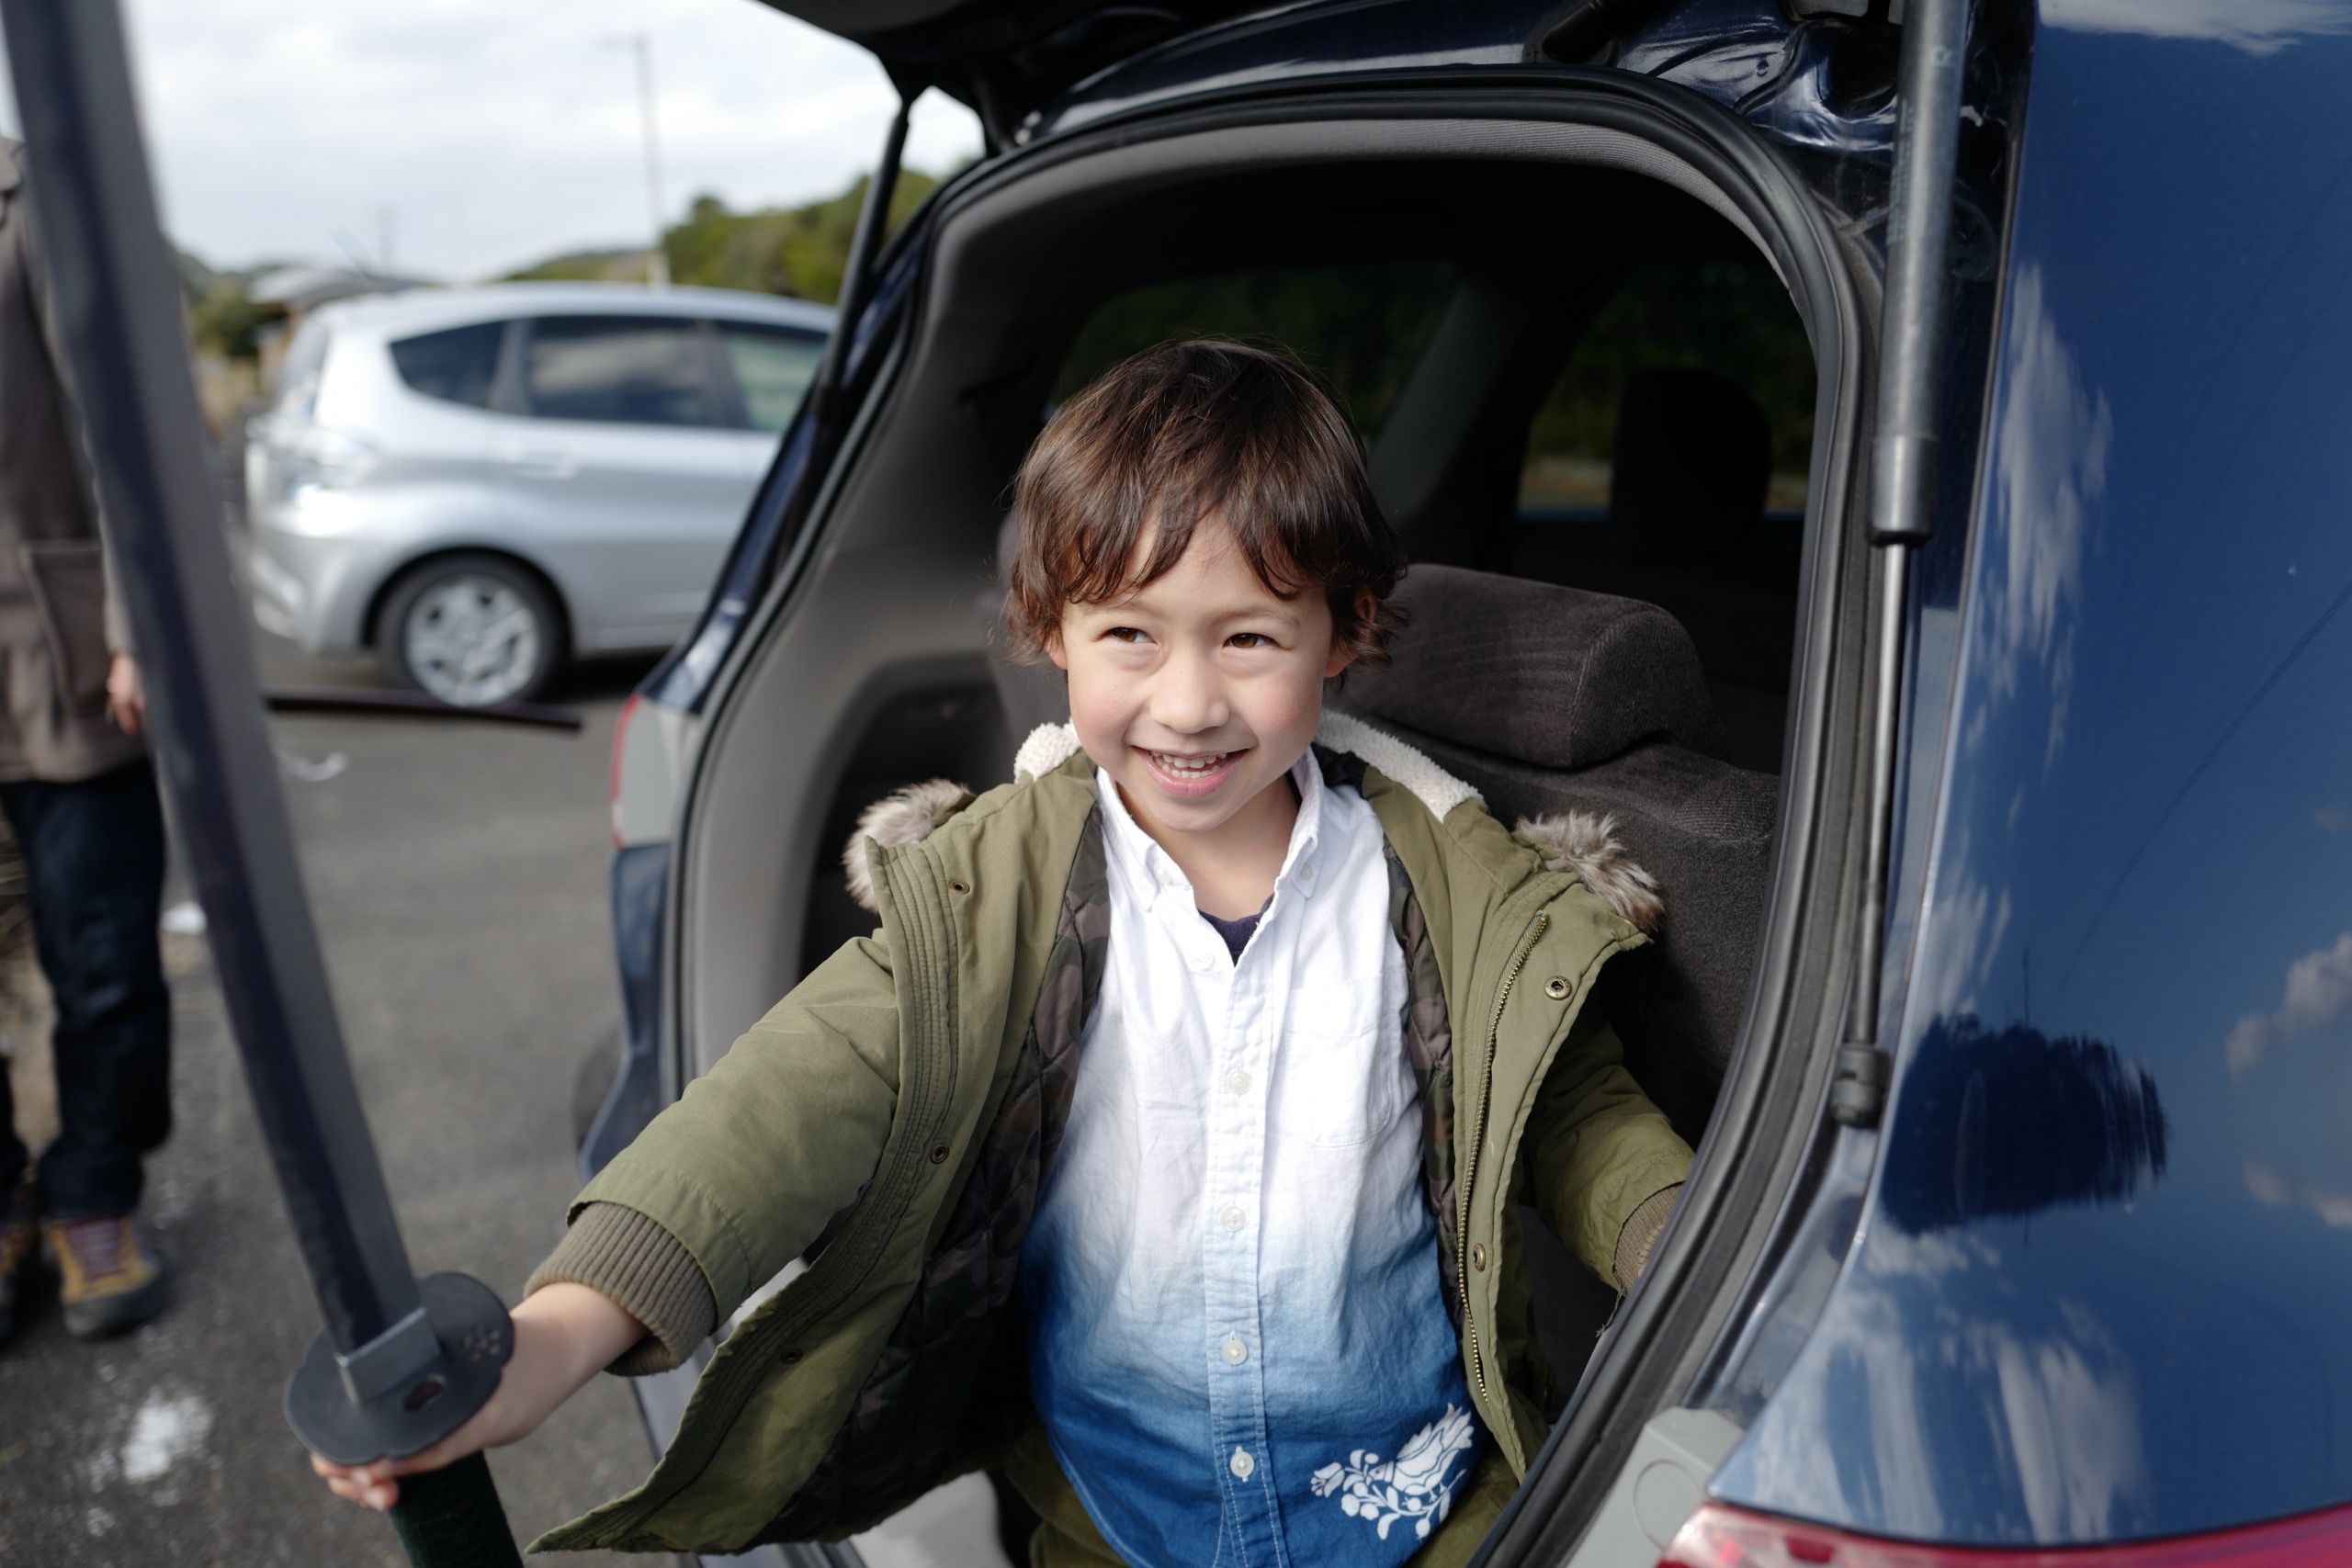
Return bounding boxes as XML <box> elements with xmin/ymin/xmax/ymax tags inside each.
<box><xmin>1095</xmin><ymin>748</ymin><xmax>1327</xmax><ymax>905</ymax></box>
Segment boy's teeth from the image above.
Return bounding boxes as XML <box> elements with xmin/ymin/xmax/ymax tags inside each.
<box><xmin>1154</xmin><ymin>751</ymin><xmax>1227</xmax><ymax>773</ymax></box>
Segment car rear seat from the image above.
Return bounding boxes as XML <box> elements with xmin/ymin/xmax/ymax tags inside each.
<box><xmin>1336</xmin><ymin>562</ymin><xmax>1775</xmax><ymax>1396</ymax></box>
<box><xmin>1332</xmin><ymin>563</ymin><xmax>1775</xmax><ymax>1139</ymax></box>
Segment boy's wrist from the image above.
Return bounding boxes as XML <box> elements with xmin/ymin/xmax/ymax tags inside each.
<box><xmin>515</xmin><ymin>1280</ymin><xmax>649</xmax><ymax>1390</ymax></box>
<box><xmin>524</xmin><ymin>1201</ymin><xmax>717</xmax><ymax>1371</ymax></box>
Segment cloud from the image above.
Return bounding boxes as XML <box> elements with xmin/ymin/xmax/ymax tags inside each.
<box><xmin>1983</xmin><ymin>264</ymin><xmax>2110</xmax><ymax>771</ymax></box>
<box><xmin>1731</xmin><ymin>1240</ymin><xmax>2149</xmax><ymax>1541</ymax></box>
<box><xmin>1992</xmin><ymin>1333</ymin><xmax>2148</xmax><ymax>1539</ymax></box>
<box><xmin>1913</xmin><ymin>850</ymin><xmax>2009</xmax><ymax>1027</ymax></box>
<box><xmin>6</xmin><ymin>0</ymin><xmax>981</xmax><ymax>279</ymax></box>
<box><xmin>2044</xmin><ymin>0</ymin><xmax>2352</xmax><ymax>56</ymax></box>
<box><xmin>2224</xmin><ymin>931</ymin><xmax>2352</xmax><ymax>1076</ymax></box>
<box><xmin>2245</xmin><ymin>1159</ymin><xmax>2352</xmax><ymax>1227</ymax></box>
<box><xmin>2318</xmin><ymin>802</ymin><xmax>2352</xmax><ymax>834</ymax></box>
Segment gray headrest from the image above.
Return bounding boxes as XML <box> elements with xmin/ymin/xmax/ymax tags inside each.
<box><xmin>1341</xmin><ymin>564</ymin><xmax>1710</xmax><ymax>771</ymax></box>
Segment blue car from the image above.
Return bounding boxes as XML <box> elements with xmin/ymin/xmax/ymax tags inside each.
<box><xmin>582</xmin><ymin>2</ymin><xmax>2352</xmax><ymax>1564</ymax></box>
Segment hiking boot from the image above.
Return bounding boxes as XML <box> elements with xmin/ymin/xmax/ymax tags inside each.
<box><xmin>0</xmin><ymin>1178</ymin><xmax>34</xmax><ymax>1346</ymax></box>
<box><xmin>44</xmin><ymin>1213</ymin><xmax>168</xmax><ymax>1339</ymax></box>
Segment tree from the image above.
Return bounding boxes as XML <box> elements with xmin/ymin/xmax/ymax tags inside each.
<box><xmin>504</xmin><ymin>169</ymin><xmax>944</xmax><ymax>305</ymax></box>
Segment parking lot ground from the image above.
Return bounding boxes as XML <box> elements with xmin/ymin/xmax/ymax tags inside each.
<box><xmin>0</xmin><ymin>633</ymin><xmax>667</xmax><ymax>1566</ymax></box>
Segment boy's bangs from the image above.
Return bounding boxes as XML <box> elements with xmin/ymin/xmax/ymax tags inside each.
<box><xmin>1003</xmin><ymin>337</ymin><xmax>1404</xmax><ymax>665</ymax></box>
<box><xmin>1060</xmin><ymin>482</ymin><xmax>1315</xmax><ymax>612</ymax></box>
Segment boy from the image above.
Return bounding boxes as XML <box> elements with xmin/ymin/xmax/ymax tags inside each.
<box><xmin>313</xmin><ymin>339</ymin><xmax>1691</xmax><ymax>1565</ymax></box>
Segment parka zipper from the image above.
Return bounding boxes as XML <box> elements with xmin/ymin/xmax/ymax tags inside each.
<box><xmin>1457</xmin><ymin>910</ymin><xmax>1548</xmax><ymax>1405</ymax></box>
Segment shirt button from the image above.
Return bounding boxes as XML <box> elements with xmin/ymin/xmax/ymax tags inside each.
<box><xmin>1226</xmin><ymin>1068</ymin><xmax>1250</xmax><ymax>1095</ymax></box>
<box><xmin>1229</xmin><ymin>1447</ymin><xmax>1255</xmax><ymax>1480</ymax></box>
<box><xmin>1220</xmin><ymin>1204</ymin><xmax>1246</xmax><ymax>1232</ymax></box>
<box><xmin>1222</xmin><ymin>1336</ymin><xmax>1248</xmax><ymax>1365</ymax></box>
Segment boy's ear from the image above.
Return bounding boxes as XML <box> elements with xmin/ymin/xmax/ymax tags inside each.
<box><xmin>1322</xmin><ymin>589</ymin><xmax>1379</xmax><ymax>679</ymax></box>
<box><xmin>1045</xmin><ymin>625</ymin><xmax>1069</xmax><ymax>671</ymax></box>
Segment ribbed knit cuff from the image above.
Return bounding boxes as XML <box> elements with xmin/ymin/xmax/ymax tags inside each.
<box><xmin>1612</xmin><ymin>1183</ymin><xmax>1682</xmax><ymax>1290</ymax></box>
<box><xmin>526</xmin><ymin>1201</ymin><xmax>717</xmax><ymax>1376</ymax></box>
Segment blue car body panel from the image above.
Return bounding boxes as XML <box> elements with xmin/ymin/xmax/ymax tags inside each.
<box><xmin>1712</xmin><ymin>0</ymin><xmax>2352</xmax><ymax>1545</ymax></box>
<box><xmin>583</xmin><ymin>840</ymin><xmax>671</xmax><ymax>1180</ymax></box>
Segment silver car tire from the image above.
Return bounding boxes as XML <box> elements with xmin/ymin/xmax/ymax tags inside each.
<box><xmin>379</xmin><ymin>555</ymin><xmax>562</xmax><ymax>708</ymax></box>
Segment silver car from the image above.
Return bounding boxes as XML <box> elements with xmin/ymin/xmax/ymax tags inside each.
<box><xmin>244</xmin><ymin>283</ymin><xmax>833</xmax><ymax>705</ymax></box>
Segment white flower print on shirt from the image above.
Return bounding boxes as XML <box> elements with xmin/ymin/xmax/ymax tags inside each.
<box><xmin>1310</xmin><ymin>1404</ymin><xmax>1477</xmax><ymax>1541</ymax></box>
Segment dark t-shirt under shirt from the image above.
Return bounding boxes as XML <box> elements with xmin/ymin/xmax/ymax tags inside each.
<box><xmin>1199</xmin><ymin>903</ymin><xmax>1267</xmax><ymax>962</ymax></box>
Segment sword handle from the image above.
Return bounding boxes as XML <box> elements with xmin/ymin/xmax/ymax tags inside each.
<box><xmin>390</xmin><ymin>1453</ymin><xmax>525</xmax><ymax>1568</ymax></box>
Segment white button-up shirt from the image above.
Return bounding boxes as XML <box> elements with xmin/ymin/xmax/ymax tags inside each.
<box><xmin>1022</xmin><ymin>754</ymin><xmax>1480</xmax><ymax>1567</ymax></box>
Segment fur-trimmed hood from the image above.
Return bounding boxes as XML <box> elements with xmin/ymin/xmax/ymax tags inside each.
<box><xmin>843</xmin><ymin>715</ymin><xmax>1660</xmax><ymax>933</ymax></box>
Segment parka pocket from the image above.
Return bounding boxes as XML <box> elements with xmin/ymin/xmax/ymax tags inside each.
<box><xmin>19</xmin><ymin>539</ymin><xmax>112</xmax><ymax>715</ymax></box>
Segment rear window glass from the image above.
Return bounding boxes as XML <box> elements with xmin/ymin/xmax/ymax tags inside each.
<box><xmin>1520</xmin><ymin>257</ymin><xmax>1813</xmax><ymax>518</ymax></box>
<box><xmin>270</xmin><ymin>317</ymin><xmax>332</xmax><ymax>417</ymax></box>
<box><xmin>522</xmin><ymin>315</ymin><xmax>714</xmax><ymax>427</ymax></box>
<box><xmin>1054</xmin><ymin>261</ymin><xmax>1457</xmax><ymax>436</ymax></box>
<box><xmin>718</xmin><ymin>323</ymin><xmax>823</xmax><ymax>434</ymax></box>
<box><xmin>389</xmin><ymin>321</ymin><xmax>503</xmax><ymax>410</ymax></box>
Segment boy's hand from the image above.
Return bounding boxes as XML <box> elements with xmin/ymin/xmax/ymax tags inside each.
<box><xmin>309</xmin><ymin>1282</ymin><xmax>646</xmax><ymax>1512</ymax></box>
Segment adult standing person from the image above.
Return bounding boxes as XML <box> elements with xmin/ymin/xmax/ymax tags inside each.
<box><xmin>0</xmin><ymin>136</ymin><xmax>172</xmax><ymax>1344</ymax></box>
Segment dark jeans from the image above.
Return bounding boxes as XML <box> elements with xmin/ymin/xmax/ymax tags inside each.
<box><xmin>0</xmin><ymin>757</ymin><xmax>170</xmax><ymax>1218</ymax></box>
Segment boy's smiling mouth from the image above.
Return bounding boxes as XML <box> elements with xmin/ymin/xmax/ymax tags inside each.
<box><xmin>1137</xmin><ymin>746</ymin><xmax>1247</xmax><ymax>797</ymax></box>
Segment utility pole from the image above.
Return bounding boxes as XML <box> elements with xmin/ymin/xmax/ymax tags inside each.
<box><xmin>617</xmin><ymin>33</ymin><xmax>669</xmax><ymax>288</ymax></box>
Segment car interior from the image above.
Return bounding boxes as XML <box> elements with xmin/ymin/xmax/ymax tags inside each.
<box><xmin>673</xmin><ymin>116</ymin><xmax>1822</xmax><ymax>1544</ymax></box>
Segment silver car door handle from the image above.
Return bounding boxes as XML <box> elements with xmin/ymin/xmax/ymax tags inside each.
<box><xmin>503</xmin><ymin>447</ymin><xmax>579</xmax><ymax>479</ymax></box>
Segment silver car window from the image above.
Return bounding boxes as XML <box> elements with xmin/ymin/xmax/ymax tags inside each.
<box><xmin>521</xmin><ymin>314</ymin><xmax>715</xmax><ymax>428</ymax></box>
<box><xmin>388</xmin><ymin>320</ymin><xmax>504</xmax><ymax>409</ymax></box>
<box><xmin>715</xmin><ymin>322</ymin><xmax>823</xmax><ymax>434</ymax></box>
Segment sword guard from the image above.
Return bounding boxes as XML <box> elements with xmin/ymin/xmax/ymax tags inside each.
<box><xmin>285</xmin><ymin>1271</ymin><xmax>515</xmax><ymax>1466</ymax></box>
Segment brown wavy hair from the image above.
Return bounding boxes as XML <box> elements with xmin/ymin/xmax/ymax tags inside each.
<box><xmin>1001</xmin><ymin>337</ymin><xmax>1407</xmax><ymax>667</ymax></box>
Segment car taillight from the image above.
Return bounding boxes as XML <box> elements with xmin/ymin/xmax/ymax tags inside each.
<box><xmin>1661</xmin><ymin>1501</ymin><xmax>2352</xmax><ymax>1567</ymax></box>
<box><xmin>284</xmin><ymin>424</ymin><xmax>377</xmax><ymax>491</ymax></box>
<box><xmin>609</xmin><ymin>693</ymin><xmax>640</xmax><ymax>848</ymax></box>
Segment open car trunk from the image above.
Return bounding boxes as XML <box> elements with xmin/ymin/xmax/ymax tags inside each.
<box><xmin>749</xmin><ymin>0</ymin><xmax>1273</xmax><ymax>130</ymax></box>
<box><xmin>659</xmin><ymin>70</ymin><xmax>1871</xmax><ymax>1568</ymax></box>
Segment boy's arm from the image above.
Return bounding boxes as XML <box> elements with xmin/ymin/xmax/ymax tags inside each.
<box><xmin>526</xmin><ymin>1203</ymin><xmax>715</xmax><ymax>1373</ymax></box>
<box><xmin>1521</xmin><ymin>1009</ymin><xmax>1692</xmax><ymax>1291</ymax></box>
<box><xmin>312</xmin><ymin>1282</ymin><xmax>647</xmax><ymax>1511</ymax></box>
<box><xmin>533</xmin><ymin>932</ymin><xmax>906</xmax><ymax>1369</ymax></box>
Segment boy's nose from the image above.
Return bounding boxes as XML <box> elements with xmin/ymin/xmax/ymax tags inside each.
<box><xmin>1149</xmin><ymin>653</ymin><xmax>1229</xmax><ymax>734</ymax></box>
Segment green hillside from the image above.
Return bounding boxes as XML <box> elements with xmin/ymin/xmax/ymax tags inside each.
<box><xmin>505</xmin><ymin>169</ymin><xmax>942</xmax><ymax>304</ymax></box>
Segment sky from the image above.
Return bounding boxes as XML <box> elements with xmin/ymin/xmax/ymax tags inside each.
<box><xmin>0</xmin><ymin>0</ymin><xmax>982</xmax><ymax>282</ymax></box>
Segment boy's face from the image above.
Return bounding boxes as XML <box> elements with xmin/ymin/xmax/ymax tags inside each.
<box><xmin>1049</xmin><ymin>515</ymin><xmax>1355</xmax><ymax>850</ymax></box>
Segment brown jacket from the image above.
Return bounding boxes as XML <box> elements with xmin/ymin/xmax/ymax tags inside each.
<box><xmin>0</xmin><ymin>138</ymin><xmax>141</xmax><ymax>783</ymax></box>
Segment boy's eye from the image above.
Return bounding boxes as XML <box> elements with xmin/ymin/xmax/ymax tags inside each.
<box><xmin>1104</xmin><ymin>626</ymin><xmax>1150</xmax><ymax>644</ymax></box>
<box><xmin>1227</xmin><ymin>632</ymin><xmax>1275</xmax><ymax>649</ymax></box>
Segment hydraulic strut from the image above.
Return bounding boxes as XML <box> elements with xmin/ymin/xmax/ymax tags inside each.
<box><xmin>1832</xmin><ymin>0</ymin><xmax>1969</xmax><ymax>1128</ymax></box>
<box><xmin>0</xmin><ymin>3</ymin><xmax>522</xmax><ymax>1561</ymax></box>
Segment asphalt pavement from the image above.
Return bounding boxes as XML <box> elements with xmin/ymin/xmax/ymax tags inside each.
<box><xmin>0</xmin><ymin>631</ymin><xmax>673</xmax><ymax>1566</ymax></box>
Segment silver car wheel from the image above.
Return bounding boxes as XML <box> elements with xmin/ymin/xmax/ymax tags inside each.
<box><xmin>400</xmin><ymin>574</ymin><xmax>544</xmax><ymax>707</ymax></box>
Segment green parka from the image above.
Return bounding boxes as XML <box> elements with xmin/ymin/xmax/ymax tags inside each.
<box><xmin>534</xmin><ymin>713</ymin><xmax>1691</xmax><ymax>1554</ymax></box>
